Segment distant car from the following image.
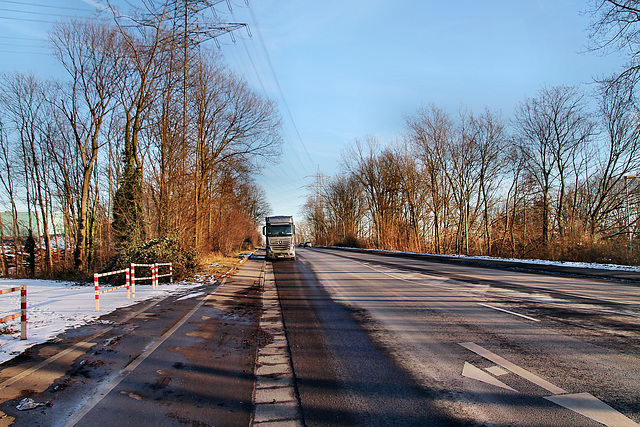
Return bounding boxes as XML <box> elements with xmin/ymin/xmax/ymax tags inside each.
<box><xmin>303</xmin><ymin>242</ymin><xmax>312</xmax><ymax>247</ymax></box>
<box><xmin>297</xmin><ymin>242</ymin><xmax>305</xmax><ymax>247</ymax></box>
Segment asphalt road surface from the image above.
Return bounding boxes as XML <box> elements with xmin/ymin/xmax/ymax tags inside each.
<box><xmin>274</xmin><ymin>247</ymin><xmax>640</xmax><ymax>427</ymax></box>
<box><xmin>2</xmin><ymin>248</ymin><xmax>639</xmax><ymax>426</ymax></box>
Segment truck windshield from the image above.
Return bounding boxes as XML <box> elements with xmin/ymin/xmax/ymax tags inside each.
<box><xmin>266</xmin><ymin>225</ymin><xmax>292</xmax><ymax>236</ymax></box>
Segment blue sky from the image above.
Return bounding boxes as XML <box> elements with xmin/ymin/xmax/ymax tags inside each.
<box><xmin>219</xmin><ymin>1</ymin><xmax>624</xmax><ymax>218</ymax></box>
<box><xmin>0</xmin><ymin>1</ymin><xmax>626</xmax><ymax>219</ymax></box>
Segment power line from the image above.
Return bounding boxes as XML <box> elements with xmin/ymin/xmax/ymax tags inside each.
<box><xmin>246</xmin><ymin>3</ymin><xmax>315</xmax><ymax>171</ymax></box>
<box><xmin>0</xmin><ymin>42</ymin><xmax>44</xmax><ymax>47</ymax></box>
<box><xmin>0</xmin><ymin>15</ymin><xmax>58</xmax><ymax>23</ymax></box>
<box><xmin>0</xmin><ymin>0</ymin><xmax>94</xmax><ymax>12</ymax></box>
<box><xmin>0</xmin><ymin>49</ymin><xmax>48</xmax><ymax>53</ymax></box>
<box><xmin>224</xmin><ymin>3</ymin><xmax>317</xmax><ymax>212</ymax></box>
<box><xmin>0</xmin><ymin>6</ymin><xmax>89</xmax><ymax>18</ymax></box>
<box><xmin>0</xmin><ymin>35</ymin><xmax>42</xmax><ymax>41</ymax></box>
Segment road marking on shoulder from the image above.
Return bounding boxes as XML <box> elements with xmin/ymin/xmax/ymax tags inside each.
<box><xmin>477</xmin><ymin>303</ymin><xmax>540</xmax><ymax>322</ymax></box>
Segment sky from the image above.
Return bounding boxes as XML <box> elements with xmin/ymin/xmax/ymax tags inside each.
<box><xmin>0</xmin><ymin>0</ymin><xmax>626</xmax><ymax>221</ymax></box>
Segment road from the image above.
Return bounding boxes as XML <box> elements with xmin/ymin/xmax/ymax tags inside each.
<box><xmin>1</xmin><ymin>248</ymin><xmax>638</xmax><ymax>426</ymax></box>
<box><xmin>274</xmin><ymin>247</ymin><xmax>640</xmax><ymax>426</ymax></box>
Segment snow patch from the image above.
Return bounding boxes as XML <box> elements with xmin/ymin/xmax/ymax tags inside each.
<box><xmin>176</xmin><ymin>292</ymin><xmax>205</xmax><ymax>301</ymax></box>
<box><xmin>0</xmin><ymin>278</ymin><xmax>204</xmax><ymax>365</ymax></box>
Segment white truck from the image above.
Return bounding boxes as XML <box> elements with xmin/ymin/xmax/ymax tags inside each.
<box><xmin>263</xmin><ymin>216</ymin><xmax>296</xmax><ymax>260</ymax></box>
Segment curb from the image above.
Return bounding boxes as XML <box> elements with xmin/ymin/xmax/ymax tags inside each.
<box><xmin>251</xmin><ymin>262</ymin><xmax>303</xmax><ymax>426</ymax></box>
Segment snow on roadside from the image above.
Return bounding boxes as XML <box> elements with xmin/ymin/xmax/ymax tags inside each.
<box><xmin>335</xmin><ymin>247</ymin><xmax>640</xmax><ymax>272</ymax></box>
<box><xmin>0</xmin><ymin>278</ymin><xmax>206</xmax><ymax>365</ymax></box>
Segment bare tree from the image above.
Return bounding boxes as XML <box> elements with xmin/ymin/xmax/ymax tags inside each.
<box><xmin>405</xmin><ymin>105</ymin><xmax>455</xmax><ymax>253</ymax></box>
<box><xmin>0</xmin><ymin>72</ymin><xmax>59</xmax><ymax>275</ymax></box>
<box><xmin>0</xmin><ymin>119</ymin><xmax>23</xmax><ymax>275</ymax></box>
<box><xmin>324</xmin><ymin>173</ymin><xmax>364</xmax><ymax>247</ymax></box>
<box><xmin>189</xmin><ymin>56</ymin><xmax>282</xmax><ymax>249</ymax></box>
<box><xmin>470</xmin><ymin>108</ymin><xmax>507</xmax><ymax>254</ymax></box>
<box><xmin>108</xmin><ymin>0</ymin><xmax>175</xmax><ymax>250</ymax></box>
<box><xmin>342</xmin><ymin>137</ymin><xmax>405</xmax><ymax>249</ymax></box>
<box><xmin>585</xmin><ymin>79</ymin><xmax>640</xmax><ymax>238</ymax></box>
<box><xmin>396</xmin><ymin>142</ymin><xmax>430</xmax><ymax>252</ymax></box>
<box><xmin>146</xmin><ymin>33</ymin><xmax>184</xmax><ymax>239</ymax></box>
<box><xmin>513</xmin><ymin>86</ymin><xmax>591</xmax><ymax>248</ymax></box>
<box><xmin>588</xmin><ymin>1</ymin><xmax>640</xmax><ymax>93</ymax></box>
<box><xmin>49</xmin><ymin>20</ymin><xmax>122</xmax><ymax>271</ymax></box>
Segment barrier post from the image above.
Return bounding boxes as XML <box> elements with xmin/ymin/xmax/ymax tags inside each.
<box><xmin>1</xmin><ymin>285</ymin><xmax>28</xmax><ymax>340</ymax></box>
<box><xmin>20</xmin><ymin>285</ymin><xmax>26</xmax><ymax>340</ymax></box>
<box><xmin>153</xmin><ymin>264</ymin><xmax>158</xmax><ymax>289</ymax></box>
<box><xmin>131</xmin><ymin>265</ymin><xmax>136</xmax><ymax>297</ymax></box>
<box><xmin>170</xmin><ymin>263</ymin><xmax>173</xmax><ymax>283</ymax></box>
<box><xmin>126</xmin><ymin>269</ymin><xmax>130</xmax><ymax>299</ymax></box>
<box><xmin>94</xmin><ymin>273</ymin><xmax>100</xmax><ymax>312</ymax></box>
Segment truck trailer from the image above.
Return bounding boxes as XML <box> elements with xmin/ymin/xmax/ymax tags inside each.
<box><xmin>263</xmin><ymin>216</ymin><xmax>296</xmax><ymax>260</ymax></box>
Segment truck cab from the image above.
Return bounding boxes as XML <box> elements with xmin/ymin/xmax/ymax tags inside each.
<box><xmin>263</xmin><ymin>216</ymin><xmax>296</xmax><ymax>260</ymax></box>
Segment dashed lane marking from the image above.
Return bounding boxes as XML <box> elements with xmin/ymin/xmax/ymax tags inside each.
<box><xmin>63</xmin><ymin>284</ymin><xmax>224</xmax><ymax>427</ymax></box>
<box><xmin>0</xmin><ymin>295</ymin><xmax>172</xmax><ymax>393</ymax></box>
<box><xmin>477</xmin><ymin>303</ymin><xmax>540</xmax><ymax>322</ymax></box>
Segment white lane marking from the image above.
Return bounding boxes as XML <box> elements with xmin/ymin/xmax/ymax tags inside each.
<box><xmin>544</xmin><ymin>393</ymin><xmax>639</xmax><ymax>427</ymax></box>
<box><xmin>363</xmin><ymin>260</ymin><xmax>640</xmax><ymax>318</ymax></box>
<box><xmin>460</xmin><ymin>342</ymin><xmax>639</xmax><ymax>426</ymax></box>
<box><xmin>459</xmin><ymin>342</ymin><xmax>566</xmax><ymax>395</ymax></box>
<box><xmin>478</xmin><ymin>303</ymin><xmax>540</xmax><ymax>322</ymax></box>
<box><xmin>462</xmin><ymin>362</ymin><xmax>517</xmax><ymax>392</ymax></box>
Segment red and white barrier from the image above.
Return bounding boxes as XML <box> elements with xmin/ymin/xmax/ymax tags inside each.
<box><xmin>94</xmin><ymin>269</ymin><xmax>130</xmax><ymax>312</ymax></box>
<box><xmin>131</xmin><ymin>263</ymin><xmax>173</xmax><ymax>290</ymax></box>
<box><xmin>0</xmin><ymin>285</ymin><xmax>27</xmax><ymax>339</ymax></box>
<box><xmin>130</xmin><ymin>263</ymin><xmax>155</xmax><ymax>291</ymax></box>
<box><xmin>155</xmin><ymin>262</ymin><xmax>173</xmax><ymax>286</ymax></box>
<box><xmin>93</xmin><ymin>262</ymin><xmax>174</xmax><ymax>311</ymax></box>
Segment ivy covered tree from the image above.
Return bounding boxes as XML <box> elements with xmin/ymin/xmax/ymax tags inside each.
<box><xmin>112</xmin><ymin>156</ymin><xmax>145</xmax><ymax>251</ymax></box>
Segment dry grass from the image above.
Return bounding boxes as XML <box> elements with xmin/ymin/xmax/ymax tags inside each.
<box><xmin>199</xmin><ymin>252</ymin><xmax>247</xmax><ymax>278</ymax></box>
